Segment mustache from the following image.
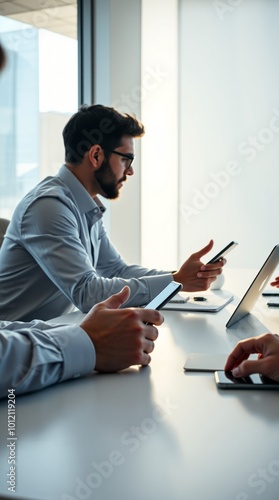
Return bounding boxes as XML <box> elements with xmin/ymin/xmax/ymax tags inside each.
<box><xmin>118</xmin><ymin>175</ymin><xmax>127</xmax><ymax>184</ymax></box>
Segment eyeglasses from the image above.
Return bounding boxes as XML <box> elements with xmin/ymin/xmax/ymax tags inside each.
<box><xmin>103</xmin><ymin>148</ymin><xmax>135</xmax><ymax>169</ymax></box>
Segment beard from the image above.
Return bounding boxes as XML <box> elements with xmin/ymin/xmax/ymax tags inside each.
<box><xmin>95</xmin><ymin>158</ymin><xmax>126</xmax><ymax>199</ymax></box>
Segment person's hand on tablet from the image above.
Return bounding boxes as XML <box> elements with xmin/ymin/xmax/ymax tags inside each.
<box><xmin>224</xmin><ymin>333</ymin><xmax>279</xmax><ymax>382</ymax></box>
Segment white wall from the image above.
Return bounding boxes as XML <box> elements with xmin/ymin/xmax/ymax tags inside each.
<box><xmin>109</xmin><ymin>0</ymin><xmax>142</xmax><ymax>265</ymax></box>
<box><xmin>93</xmin><ymin>0</ymin><xmax>142</xmax><ymax>264</ymax></box>
<box><xmin>141</xmin><ymin>0</ymin><xmax>179</xmax><ymax>270</ymax></box>
<box><xmin>93</xmin><ymin>0</ymin><xmax>179</xmax><ymax>270</ymax></box>
<box><xmin>179</xmin><ymin>0</ymin><xmax>279</xmax><ymax>269</ymax></box>
<box><xmin>97</xmin><ymin>0</ymin><xmax>279</xmax><ymax>271</ymax></box>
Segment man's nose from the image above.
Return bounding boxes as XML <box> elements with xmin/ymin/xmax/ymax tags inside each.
<box><xmin>126</xmin><ymin>165</ymin><xmax>134</xmax><ymax>176</ymax></box>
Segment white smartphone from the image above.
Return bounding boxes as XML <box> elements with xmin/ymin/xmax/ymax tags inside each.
<box><xmin>184</xmin><ymin>353</ymin><xmax>228</xmax><ymax>372</ymax></box>
<box><xmin>144</xmin><ymin>281</ymin><xmax>182</xmax><ymax>310</ymax></box>
<box><xmin>207</xmin><ymin>241</ymin><xmax>238</xmax><ymax>264</ymax></box>
<box><xmin>214</xmin><ymin>371</ymin><xmax>279</xmax><ymax>389</ymax></box>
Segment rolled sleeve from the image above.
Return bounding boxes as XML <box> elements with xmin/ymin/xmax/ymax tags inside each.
<box><xmin>0</xmin><ymin>321</ymin><xmax>96</xmax><ymax>399</ymax></box>
<box><xmin>51</xmin><ymin>325</ymin><xmax>96</xmax><ymax>381</ymax></box>
<box><xmin>141</xmin><ymin>274</ymin><xmax>174</xmax><ymax>306</ymax></box>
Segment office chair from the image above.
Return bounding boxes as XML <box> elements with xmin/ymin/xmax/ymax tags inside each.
<box><xmin>0</xmin><ymin>217</ymin><xmax>9</xmax><ymax>247</ymax></box>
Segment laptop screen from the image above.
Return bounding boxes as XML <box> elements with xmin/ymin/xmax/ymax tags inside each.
<box><xmin>226</xmin><ymin>245</ymin><xmax>279</xmax><ymax>328</ymax></box>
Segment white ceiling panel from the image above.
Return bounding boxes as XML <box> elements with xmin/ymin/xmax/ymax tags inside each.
<box><xmin>0</xmin><ymin>2</ymin><xmax>28</xmax><ymax>15</ymax></box>
<box><xmin>0</xmin><ymin>0</ymin><xmax>77</xmax><ymax>38</ymax></box>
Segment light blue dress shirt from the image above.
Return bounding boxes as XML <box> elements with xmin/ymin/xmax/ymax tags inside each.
<box><xmin>0</xmin><ymin>165</ymin><xmax>172</xmax><ymax>321</ymax></box>
<box><xmin>0</xmin><ymin>320</ymin><xmax>95</xmax><ymax>399</ymax></box>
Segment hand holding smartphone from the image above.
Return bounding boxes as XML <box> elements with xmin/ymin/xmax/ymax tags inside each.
<box><xmin>207</xmin><ymin>241</ymin><xmax>238</xmax><ymax>264</ymax></box>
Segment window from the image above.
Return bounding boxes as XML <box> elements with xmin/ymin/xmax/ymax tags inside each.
<box><xmin>0</xmin><ymin>1</ymin><xmax>77</xmax><ymax>219</ymax></box>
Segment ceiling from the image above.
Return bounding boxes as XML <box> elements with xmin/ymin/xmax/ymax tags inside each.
<box><xmin>0</xmin><ymin>0</ymin><xmax>77</xmax><ymax>38</ymax></box>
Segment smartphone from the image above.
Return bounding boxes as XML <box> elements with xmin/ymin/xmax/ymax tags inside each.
<box><xmin>214</xmin><ymin>370</ymin><xmax>279</xmax><ymax>389</ymax></box>
<box><xmin>184</xmin><ymin>353</ymin><xmax>228</xmax><ymax>372</ymax></box>
<box><xmin>267</xmin><ymin>299</ymin><xmax>279</xmax><ymax>308</ymax></box>
<box><xmin>207</xmin><ymin>241</ymin><xmax>238</xmax><ymax>264</ymax></box>
<box><xmin>144</xmin><ymin>281</ymin><xmax>182</xmax><ymax>310</ymax></box>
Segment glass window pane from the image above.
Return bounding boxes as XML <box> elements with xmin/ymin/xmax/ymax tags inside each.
<box><xmin>0</xmin><ymin>3</ymin><xmax>77</xmax><ymax>219</ymax></box>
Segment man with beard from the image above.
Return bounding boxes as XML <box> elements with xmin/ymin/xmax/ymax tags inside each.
<box><xmin>0</xmin><ymin>42</ymin><xmax>163</xmax><ymax>398</ymax></box>
<box><xmin>0</xmin><ymin>104</ymin><xmax>225</xmax><ymax>322</ymax></box>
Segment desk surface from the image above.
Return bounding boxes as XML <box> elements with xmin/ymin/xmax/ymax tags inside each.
<box><xmin>1</xmin><ymin>269</ymin><xmax>279</xmax><ymax>500</ymax></box>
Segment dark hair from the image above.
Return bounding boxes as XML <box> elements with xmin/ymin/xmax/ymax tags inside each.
<box><xmin>0</xmin><ymin>42</ymin><xmax>6</xmax><ymax>71</ymax></box>
<box><xmin>62</xmin><ymin>104</ymin><xmax>145</xmax><ymax>165</ymax></box>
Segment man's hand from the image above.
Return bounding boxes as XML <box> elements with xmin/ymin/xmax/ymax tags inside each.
<box><xmin>80</xmin><ymin>286</ymin><xmax>164</xmax><ymax>372</ymax></box>
<box><xmin>224</xmin><ymin>333</ymin><xmax>279</xmax><ymax>382</ymax></box>
<box><xmin>172</xmin><ymin>240</ymin><xmax>226</xmax><ymax>292</ymax></box>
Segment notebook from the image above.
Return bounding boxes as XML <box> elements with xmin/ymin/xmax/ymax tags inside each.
<box><xmin>162</xmin><ymin>290</ymin><xmax>233</xmax><ymax>312</ymax></box>
<box><xmin>226</xmin><ymin>245</ymin><xmax>279</xmax><ymax>328</ymax></box>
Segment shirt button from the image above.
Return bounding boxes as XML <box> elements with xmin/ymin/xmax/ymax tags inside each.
<box><xmin>93</xmin><ymin>208</ymin><xmax>99</xmax><ymax>214</ymax></box>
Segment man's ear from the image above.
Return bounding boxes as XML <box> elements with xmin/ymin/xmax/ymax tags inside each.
<box><xmin>88</xmin><ymin>144</ymin><xmax>104</xmax><ymax>169</ymax></box>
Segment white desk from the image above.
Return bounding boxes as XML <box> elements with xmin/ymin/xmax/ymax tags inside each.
<box><xmin>1</xmin><ymin>269</ymin><xmax>279</xmax><ymax>500</ymax></box>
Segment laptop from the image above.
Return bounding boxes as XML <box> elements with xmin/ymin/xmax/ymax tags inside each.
<box><xmin>226</xmin><ymin>244</ymin><xmax>279</xmax><ymax>328</ymax></box>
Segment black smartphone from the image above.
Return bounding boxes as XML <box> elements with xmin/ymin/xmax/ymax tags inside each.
<box><xmin>267</xmin><ymin>299</ymin><xmax>279</xmax><ymax>308</ymax></box>
<box><xmin>144</xmin><ymin>281</ymin><xmax>182</xmax><ymax>310</ymax></box>
<box><xmin>214</xmin><ymin>370</ymin><xmax>279</xmax><ymax>389</ymax></box>
<box><xmin>262</xmin><ymin>291</ymin><xmax>279</xmax><ymax>297</ymax></box>
<box><xmin>207</xmin><ymin>241</ymin><xmax>238</xmax><ymax>264</ymax></box>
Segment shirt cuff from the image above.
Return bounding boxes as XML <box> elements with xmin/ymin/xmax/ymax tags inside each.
<box><xmin>48</xmin><ymin>325</ymin><xmax>96</xmax><ymax>381</ymax></box>
<box><xmin>144</xmin><ymin>274</ymin><xmax>174</xmax><ymax>303</ymax></box>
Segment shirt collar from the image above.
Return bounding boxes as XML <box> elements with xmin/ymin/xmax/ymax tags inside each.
<box><xmin>57</xmin><ymin>164</ymin><xmax>106</xmax><ymax>216</ymax></box>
